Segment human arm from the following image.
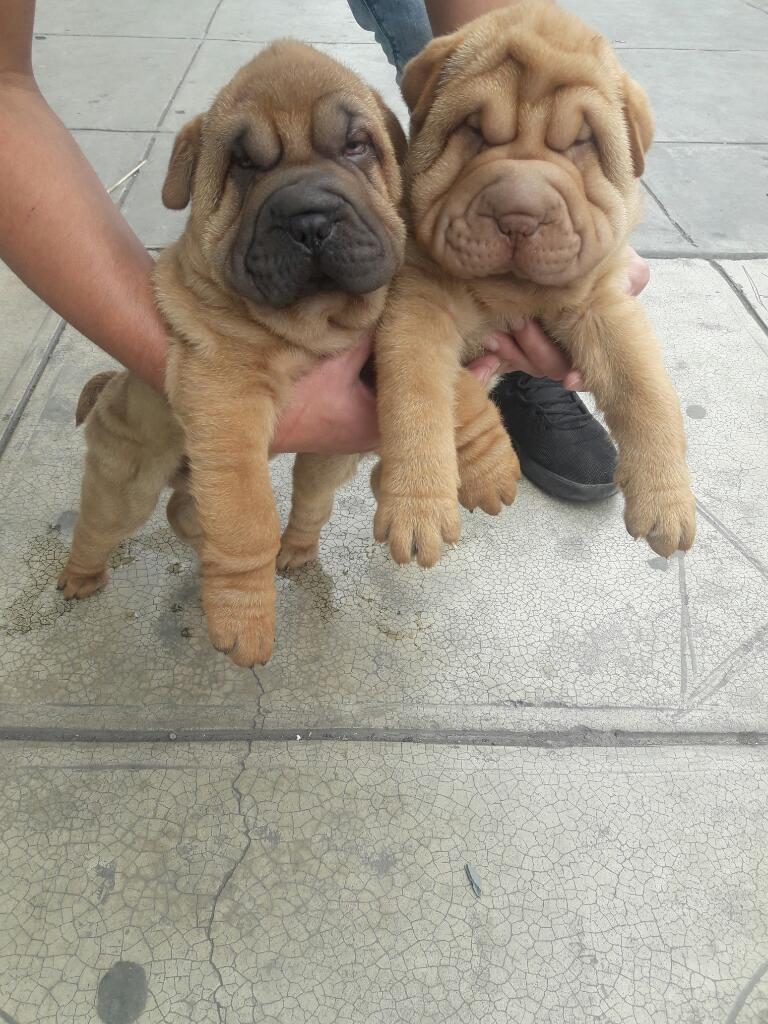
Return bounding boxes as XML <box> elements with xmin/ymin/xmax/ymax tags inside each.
<box><xmin>0</xmin><ymin>0</ymin><xmax>168</xmax><ymax>388</ymax></box>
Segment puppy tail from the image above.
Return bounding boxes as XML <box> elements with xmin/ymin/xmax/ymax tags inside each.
<box><xmin>75</xmin><ymin>371</ymin><xmax>118</xmax><ymax>427</ymax></box>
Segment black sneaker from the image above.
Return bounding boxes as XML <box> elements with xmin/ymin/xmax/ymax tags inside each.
<box><xmin>492</xmin><ymin>372</ymin><xmax>618</xmax><ymax>502</ymax></box>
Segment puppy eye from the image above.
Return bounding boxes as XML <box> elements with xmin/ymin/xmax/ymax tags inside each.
<box><xmin>572</xmin><ymin>121</ymin><xmax>593</xmax><ymax>146</ymax></box>
<box><xmin>465</xmin><ymin>112</ymin><xmax>484</xmax><ymax>140</ymax></box>
<box><xmin>231</xmin><ymin>138</ymin><xmax>257</xmax><ymax>171</ymax></box>
<box><xmin>233</xmin><ymin>151</ymin><xmax>256</xmax><ymax>170</ymax></box>
<box><xmin>343</xmin><ymin>133</ymin><xmax>372</xmax><ymax>158</ymax></box>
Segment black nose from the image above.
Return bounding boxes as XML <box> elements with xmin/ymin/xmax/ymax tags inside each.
<box><xmin>287</xmin><ymin>212</ymin><xmax>334</xmax><ymax>251</ymax></box>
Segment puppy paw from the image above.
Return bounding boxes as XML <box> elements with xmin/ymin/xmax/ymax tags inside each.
<box><xmin>57</xmin><ymin>564</ymin><xmax>109</xmax><ymax>599</ymax></box>
<box><xmin>623</xmin><ymin>483</ymin><xmax>696</xmax><ymax>557</ymax></box>
<box><xmin>373</xmin><ymin>491</ymin><xmax>460</xmax><ymax>567</ymax></box>
<box><xmin>458</xmin><ymin>432</ymin><xmax>520</xmax><ymax>515</ymax></box>
<box><xmin>204</xmin><ymin>594</ymin><xmax>275</xmax><ymax>667</ymax></box>
<box><xmin>276</xmin><ymin>531</ymin><xmax>319</xmax><ymax>571</ymax></box>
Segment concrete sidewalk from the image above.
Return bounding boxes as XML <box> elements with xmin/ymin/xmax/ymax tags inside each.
<box><xmin>1</xmin><ymin>0</ymin><xmax>768</xmax><ymax>1021</ymax></box>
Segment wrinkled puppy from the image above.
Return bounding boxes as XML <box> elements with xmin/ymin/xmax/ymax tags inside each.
<box><xmin>58</xmin><ymin>42</ymin><xmax>406</xmax><ymax>666</ymax></box>
<box><xmin>373</xmin><ymin>1</ymin><xmax>695</xmax><ymax>567</ymax></box>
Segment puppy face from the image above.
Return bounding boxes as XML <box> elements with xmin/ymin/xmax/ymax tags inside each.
<box><xmin>162</xmin><ymin>41</ymin><xmax>407</xmax><ymax>311</ymax></box>
<box><xmin>401</xmin><ymin>3</ymin><xmax>653</xmax><ymax>287</ymax></box>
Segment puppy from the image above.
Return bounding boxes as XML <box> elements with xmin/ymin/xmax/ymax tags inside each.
<box><xmin>57</xmin><ymin>41</ymin><xmax>406</xmax><ymax>666</ymax></box>
<box><xmin>372</xmin><ymin>1</ymin><xmax>696</xmax><ymax>567</ymax></box>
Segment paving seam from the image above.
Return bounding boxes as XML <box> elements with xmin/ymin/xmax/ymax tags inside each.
<box><xmin>30</xmin><ymin>35</ymin><xmax>768</xmax><ymax>52</ymax></box>
<box><xmin>641</xmin><ymin>250</ymin><xmax>768</xmax><ymax>259</ymax></box>
<box><xmin>0</xmin><ymin>317</ymin><xmax>66</xmax><ymax>458</ymax></box>
<box><xmin>1</xmin><ymin>726</ymin><xmax>767</xmax><ymax>747</ymax></box>
<box><xmin>641</xmin><ymin>180</ymin><xmax>697</xmax><ymax>246</ymax></box>
<box><xmin>710</xmin><ymin>260</ymin><xmax>768</xmax><ymax>354</ymax></box>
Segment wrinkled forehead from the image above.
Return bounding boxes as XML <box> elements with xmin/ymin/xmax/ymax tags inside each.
<box><xmin>202</xmin><ymin>48</ymin><xmax>381</xmax><ymax>160</ymax></box>
<box><xmin>436</xmin><ymin>21</ymin><xmax>622</xmax><ymax>119</ymax></box>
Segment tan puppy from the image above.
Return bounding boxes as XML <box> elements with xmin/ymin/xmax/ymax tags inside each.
<box><xmin>57</xmin><ymin>42</ymin><xmax>407</xmax><ymax>666</ymax></box>
<box><xmin>373</xmin><ymin>1</ymin><xmax>696</xmax><ymax>567</ymax></box>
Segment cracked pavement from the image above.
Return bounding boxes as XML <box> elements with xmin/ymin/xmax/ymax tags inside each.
<box><xmin>1</xmin><ymin>0</ymin><xmax>768</xmax><ymax>1020</ymax></box>
<box><xmin>3</xmin><ymin>743</ymin><xmax>768</xmax><ymax>1023</ymax></box>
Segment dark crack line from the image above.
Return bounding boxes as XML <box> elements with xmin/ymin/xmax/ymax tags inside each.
<box><xmin>680</xmin><ymin>619</ymin><xmax>768</xmax><ymax>712</ymax></box>
<box><xmin>710</xmin><ymin>261</ymin><xmax>768</xmax><ymax>359</ymax></box>
<box><xmin>725</xmin><ymin>958</ymin><xmax>768</xmax><ymax>1023</ymax></box>
<box><xmin>641</xmin><ymin>249</ymin><xmax>768</xmax><ymax>260</ymax></box>
<box><xmin>653</xmin><ymin>139</ymin><xmax>768</xmax><ymax>145</ymax></box>
<box><xmin>205</xmin><ymin>731</ymin><xmax>253</xmax><ymax>1023</ymax></box>
<box><xmin>678</xmin><ymin>553</ymin><xmax>697</xmax><ymax>701</ymax></box>
<box><xmin>250</xmin><ymin>669</ymin><xmax>267</xmax><ymax>729</ymax></box>
<box><xmin>740</xmin><ymin>0</ymin><xmax>768</xmax><ymax>15</ymax></box>
<box><xmin>641</xmin><ymin>180</ymin><xmax>697</xmax><ymax>246</ymax></box>
<box><xmin>2</xmin><ymin>726</ymin><xmax>767</xmax><ymax>746</ymax></box>
<box><xmin>0</xmin><ymin>317</ymin><xmax>66</xmax><ymax>459</ymax></box>
<box><xmin>696</xmin><ymin>498</ymin><xmax>768</xmax><ymax>580</ymax></box>
<box><xmin>742</xmin><ymin>265</ymin><xmax>767</xmax><ymax>313</ymax></box>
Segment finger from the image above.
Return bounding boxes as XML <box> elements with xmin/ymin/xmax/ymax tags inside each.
<box><xmin>482</xmin><ymin>331</ymin><xmax>526</xmax><ymax>364</ymax></box>
<box><xmin>343</xmin><ymin>333</ymin><xmax>375</xmax><ymax>373</ymax></box>
<box><xmin>626</xmin><ymin>248</ymin><xmax>650</xmax><ymax>296</ymax></box>
<box><xmin>476</xmin><ymin>334</ymin><xmax>540</xmax><ymax>377</ymax></box>
<box><xmin>346</xmin><ymin>381</ymin><xmax>380</xmax><ymax>451</ymax></box>
<box><xmin>507</xmin><ymin>323</ymin><xmax>572</xmax><ymax>380</ymax></box>
<box><xmin>465</xmin><ymin>355</ymin><xmax>502</xmax><ymax>388</ymax></box>
<box><xmin>563</xmin><ymin>369</ymin><xmax>587</xmax><ymax>391</ymax></box>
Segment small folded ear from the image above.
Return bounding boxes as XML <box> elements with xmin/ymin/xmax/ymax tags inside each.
<box><xmin>161</xmin><ymin>115</ymin><xmax>204</xmax><ymax>210</ymax></box>
<box><xmin>622</xmin><ymin>77</ymin><xmax>654</xmax><ymax>177</ymax></box>
<box><xmin>400</xmin><ymin>33</ymin><xmax>459</xmax><ymax>134</ymax></box>
<box><xmin>373</xmin><ymin>92</ymin><xmax>408</xmax><ymax>166</ymax></box>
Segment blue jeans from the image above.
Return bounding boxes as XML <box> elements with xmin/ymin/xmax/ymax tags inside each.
<box><xmin>346</xmin><ymin>0</ymin><xmax>432</xmax><ymax>79</ymax></box>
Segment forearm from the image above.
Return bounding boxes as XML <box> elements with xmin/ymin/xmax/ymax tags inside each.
<box><xmin>0</xmin><ymin>75</ymin><xmax>167</xmax><ymax>391</ymax></box>
<box><xmin>425</xmin><ymin>0</ymin><xmax>512</xmax><ymax>35</ymax></box>
<box><xmin>424</xmin><ymin>0</ymin><xmax>552</xmax><ymax>35</ymax></box>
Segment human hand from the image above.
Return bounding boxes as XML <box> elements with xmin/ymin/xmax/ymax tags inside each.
<box><xmin>271</xmin><ymin>249</ymin><xmax>651</xmax><ymax>453</ymax></box>
<box><xmin>465</xmin><ymin>247</ymin><xmax>651</xmax><ymax>390</ymax></box>
<box><xmin>270</xmin><ymin>328</ymin><xmax>574</xmax><ymax>454</ymax></box>
<box><xmin>271</xmin><ymin>337</ymin><xmax>379</xmax><ymax>454</ymax></box>
<box><xmin>270</xmin><ymin>329</ymin><xmax>572</xmax><ymax>454</ymax></box>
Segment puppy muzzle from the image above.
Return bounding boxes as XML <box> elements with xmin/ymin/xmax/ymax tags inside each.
<box><xmin>232</xmin><ymin>173</ymin><xmax>398</xmax><ymax>309</ymax></box>
<box><xmin>423</xmin><ymin>159</ymin><xmax>608</xmax><ymax>286</ymax></box>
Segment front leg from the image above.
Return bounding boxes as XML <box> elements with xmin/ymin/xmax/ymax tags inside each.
<box><xmin>374</xmin><ymin>275</ymin><xmax>465</xmax><ymax>567</ymax></box>
<box><xmin>553</xmin><ymin>288</ymin><xmax>695</xmax><ymax>556</ymax></box>
<box><xmin>176</xmin><ymin>368</ymin><xmax>281</xmax><ymax>668</ymax></box>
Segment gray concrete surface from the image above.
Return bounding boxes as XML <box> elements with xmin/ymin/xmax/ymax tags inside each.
<box><xmin>2</xmin><ymin>259</ymin><xmax>768</xmax><ymax>742</ymax></box>
<box><xmin>1</xmin><ymin>0</ymin><xmax>768</xmax><ymax>1021</ymax></box>
<box><xmin>3</xmin><ymin>743</ymin><xmax>768</xmax><ymax>1024</ymax></box>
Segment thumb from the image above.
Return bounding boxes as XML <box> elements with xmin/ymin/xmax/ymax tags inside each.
<box><xmin>340</xmin><ymin>334</ymin><xmax>374</xmax><ymax>374</ymax></box>
<box><xmin>466</xmin><ymin>355</ymin><xmax>502</xmax><ymax>389</ymax></box>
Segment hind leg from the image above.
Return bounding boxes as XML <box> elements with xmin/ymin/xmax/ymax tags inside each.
<box><xmin>58</xmin><ymin>374</ymin><xmax>184</xmax><ymax>598</ymax></box>
<box><xmin>166</xmin><ymin>478</ymin><xmax>204</xmax><ymax>555</ymax></box>
<box><xmin>455</xmin><ymin>369</ymin><xmax>520</xmax><ymax>515</ymax></box>
<box><xmin>277</xmin><ymin>453</ymin><xmax>360</xmax><ymax>570</ymax></box>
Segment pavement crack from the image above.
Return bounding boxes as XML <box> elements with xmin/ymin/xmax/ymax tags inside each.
<box><xmin>677</xmin><ymin>553</ymin><xmax>697</xmax><ymax>702</ymax></box>
<box><xmin>710</xmin><ymin>260</ymin><xmax>768</xmax><ymax>359</ymax></box>
<box><xmin>205</xmin><ymin>735</ymin><xmax>254</xmax><ymax>1023</ymax></box>
<box><xmin>725</xmin><ymin>957</ymin><xmax>768</xmax><ymax>1023</ymax></box>
<box><xmin>695</xmin><ymin>498</ymin><xmax>768</xmax><ymax>580</ymax></box>
<box><xmin>641</xmin><ymin>180</ymin><xmax>697</xmax><ymax>246</ymax></box>
<box><xmin>681</xmin><ymin>619</ymin><xmax>768</xmax><ymax>712</ymax></box>
<box><xmin>250</xmin><ymin>670</ymin><xmax>266</xmax><ymax>728</ymax></box>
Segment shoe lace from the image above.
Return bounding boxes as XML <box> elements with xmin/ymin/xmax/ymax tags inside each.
<box><xmin>513</xmin><ymin>373</ymin><xmax>592</xmax><ymax>427</ymax></box>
